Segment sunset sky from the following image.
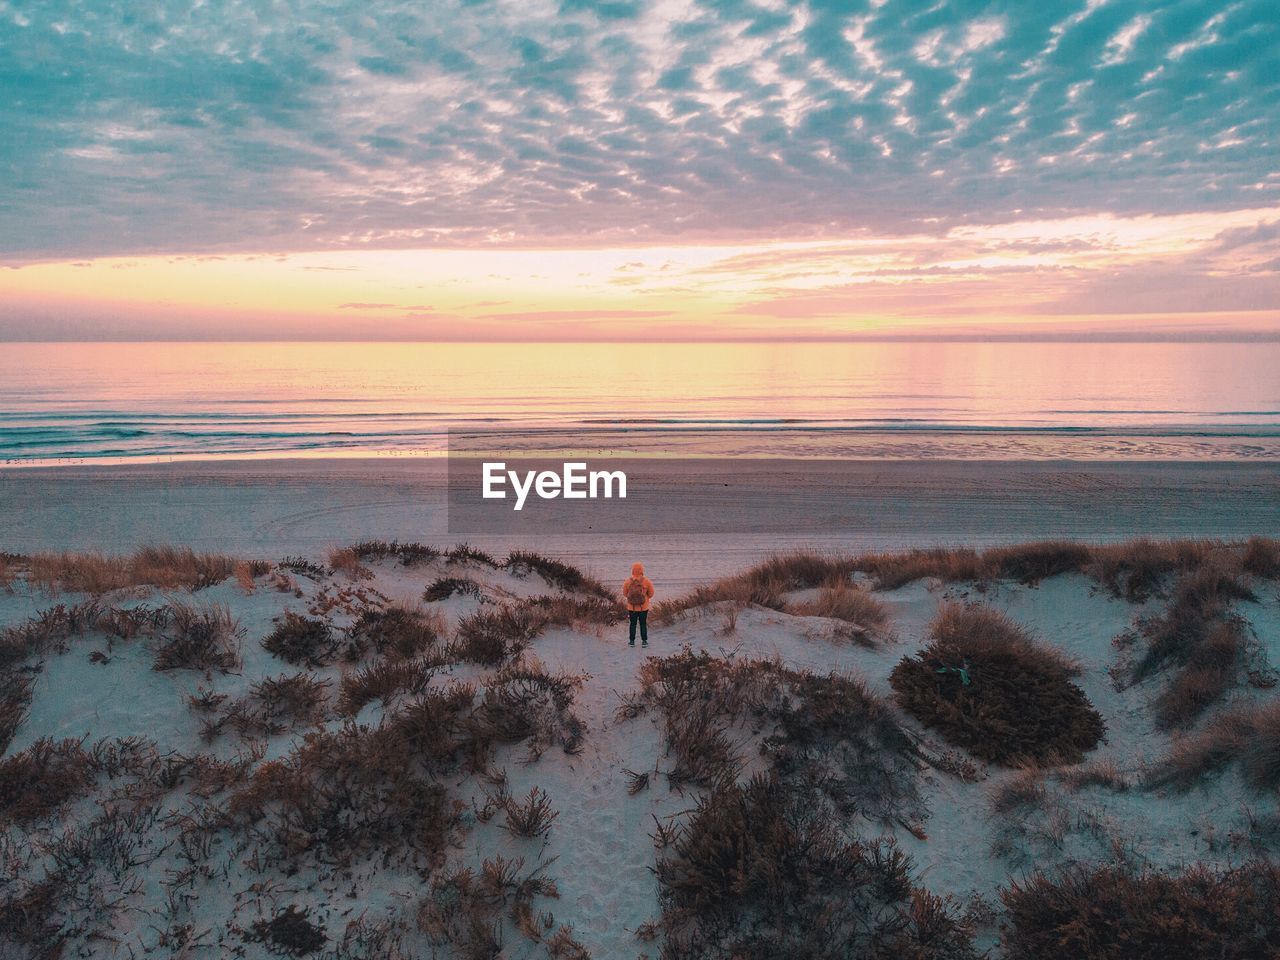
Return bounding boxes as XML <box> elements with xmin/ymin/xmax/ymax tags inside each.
<box><xmin>1</xmin><ymin>0</ymin><xmax>1277</xmax><ymax>340</ymax></box>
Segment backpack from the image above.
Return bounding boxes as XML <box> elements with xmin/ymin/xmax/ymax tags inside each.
<box><xmin>625</xmin><ymin>578</ymin><xmax>648</xmax><ymax>607</ymax></box>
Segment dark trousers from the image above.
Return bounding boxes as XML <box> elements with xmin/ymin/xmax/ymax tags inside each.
<box><xmin>629</xmin><ymin>610</ymin><xmax>648</xmax><ymax>644</ymax></box>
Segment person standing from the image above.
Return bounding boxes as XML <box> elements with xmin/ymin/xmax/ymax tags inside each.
<box><xmin>622</xmin><ymin>561</ymin><xmax>655</xmax><ymax>647</ymax></box>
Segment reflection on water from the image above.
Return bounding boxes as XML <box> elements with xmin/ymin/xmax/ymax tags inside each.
<box><xmin>1</xmin><ymin>341</ymin><xmax>1278</xmax><ymax>463</ymax></box>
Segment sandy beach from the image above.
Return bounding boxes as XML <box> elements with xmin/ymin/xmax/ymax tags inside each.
<box><xmin>3</xmin><ymin>457</ymin><xmax>1277</xmax><ymax>589</ymax></box>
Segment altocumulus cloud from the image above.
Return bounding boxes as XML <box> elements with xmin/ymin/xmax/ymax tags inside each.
<box><xmin>1</xmin><ymin>0</ymin><xmax>1277</xmax><ymax>258</ymax></box>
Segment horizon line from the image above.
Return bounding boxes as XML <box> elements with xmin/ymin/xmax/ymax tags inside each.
<box><xmin>3</xmin><ymin>335</ymin><xmax>1280</xmax><ymax>345</ymax></box>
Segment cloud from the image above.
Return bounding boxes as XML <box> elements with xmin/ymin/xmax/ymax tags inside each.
<box><xmin>0</xmin><ymin>0</ymin><xmax>1275</xmax><ymax>259</ymax></box>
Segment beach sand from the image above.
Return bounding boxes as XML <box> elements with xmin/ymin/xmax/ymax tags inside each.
<box><xmin>2</xmin><ymin>458</ymin><xmax>1277</xmax><ymax>590</ymax></box>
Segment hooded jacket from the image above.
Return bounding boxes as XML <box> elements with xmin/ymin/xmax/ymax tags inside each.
<box><xmin>622</xmin><ymin>562</ymin><xmax>655</xmax><ymax>612</ymax></box>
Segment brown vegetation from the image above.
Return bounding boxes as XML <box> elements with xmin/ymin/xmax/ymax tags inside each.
<box><xmin>1152</xmin><ymin>698</ymin><xmax>1280</xmax><ymax>792</ymax></box>
<box><xmin>657</xmin><ymin>539</ymin><xmax>1279</xmax><ymax>624</ymax></box>
<box><xmin>337</xmin><ymin>657</ymin><xmax>440</xmax><ymax>716</ymax></box>
<box><xmin>423</xmin><ymin>576</ymin><xmax>485</xmax><ymax>602</ymax></box>
<box><xmin>1130</xmin><ymin>563</ymin><xmax>1255</xmax><ymax>729</ymax></box>
<box><xmin>347</xmin><ymin>605</ymin><xmax>442</xmax><ymax>660</ymax></box>
<box><xmin>27</xmin><ymin>546</ymin><xmax>235</xmax><ymax>594</ymax></box>
<box><xmin>1001</xmin><ymin>861</ymin><xmax>1280</xmax><ymax>960</ymax></box>
<box><xmin>262</xmin><ymin>612</ymin><xmax>341</xmax><ymax>666</ymax></box>
<box><xmin>349</xmin><ymin>540</ymin><xmax>441</xmax><ymax>566</ymax></box>
<box><xmin>791</xmin><ymin>581</ymin><xmax>889</xmax><ymax>645</ymax></box>
<box><xmin>245</xmin><ymin>905</ymin><xmax>327</xmax><ymax>956</ymax></box>
<box><xmin>327</xmin><ymin>547</ymin><xmax>372</xmax><ymax>580</ymax></box>
<box><xmin>153</xmin><ymin>602</ymin><xmax>242</xmax><ymax>673</ymax></box>
<box><xmin>504</xmin><ymin>550</ymin><xmax>610</xmax><ymax>597</ymax></box>
<box><xmin>890</xmin><ymin>604</ymin><xmax>1104</xmax><ymax>766</ymax></box>
<box><xmin>501</xmin><ymin>785</ymin><xmax>559</xmax><ymax>839</ymax></box>
<box><xmin>0</xmin><ymin>672</ymin><xmax>32</xmax><ymax>754</ymax></box>
<box><xmin>656</xmin><ymin>773</ymin><xmax>976</xmax><ymax>959</ymax></box>
<box><xmin>636</xmin><ymin>650</ymin><xmax>924</xmax><ymax>823</ymax></box>
<box><xmin>200</xmin><ymin>673</ymin><xmax>331</xmax><ymax>742</ymax></box>
<box><xmin>0</xmin><ymin>737</ymin><xmax>96</xmax><ymax>824</ymax></box>
<box><xmin>450</xmin><ymin>604</ymin><xmax>548</xmax><ymax>667</ymax></box>
<box><xmin>417</xmin><ymin>855</ymin><xmax>560</xmax><ymax>957</ymax></box>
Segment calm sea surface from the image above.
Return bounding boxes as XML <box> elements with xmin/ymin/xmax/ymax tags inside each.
<box><xmin>1</xmin><ymin>341</ymin><xmax>1278</xmax><ymax>464</ymax></box>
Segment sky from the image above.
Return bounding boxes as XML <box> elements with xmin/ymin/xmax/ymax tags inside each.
<box><xmin>0</xmin><ymin>0</ymin><xmax>1277</xmax><ymax>340</ymax></box>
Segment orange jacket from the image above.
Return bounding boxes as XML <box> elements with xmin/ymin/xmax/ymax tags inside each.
<box><xmin>622</xmin><ymin>562</ymin><xmax>655</xmax><ymax>612</ymax></box>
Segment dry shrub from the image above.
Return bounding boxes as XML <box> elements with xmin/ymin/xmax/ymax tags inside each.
<box><xmin>890</xmin><ymin>604</ymin><xmax>1103</xmax><ymax>766</ymax></box>
<box><xmin>347</xmin><ymin>605</ymin><xmax>441</xmax><ymax>660</ymax></box>
<box><xmin>349</xmin><ymin>540</ymin><xmax>441</xmax><ymax>566</ymax></box>
<box><xmin>0</xmin><ymin>874</ymin><xmax>64</xmax><ymax>950</ymax></box>
<box><xmin>637</xmin><ymin>650</ymin><xmax>924</xmax><ymax>822</ymax></box>
<box><xmin>228</xmin><ymin>716</ymin><xmax>458</xmax><ymax>863</ymax></box>
<box><xmin>477</xmin><ymin>662</ymin><xmax>588</xmax><ymax>760</ymax></box>
<box><xmin>505</xmin><ymin>550</ymin><xmax>610</xmax><ymax>597</ymax></box>
<box><xmin>1133</xmin><ymin>563</ymin><xmax>1255</xmax><ymax>729</ymax></box>
<box><xmin>245</xmin><ymin>905</ymin><xmax>327</xmax><ymax>956</ymax></box>
<box><xmin>262</xmin><ymin>612</ymin><xmax>340</xmax><ymax>666</ymax></box>
<box><xmin>451</xmin><ymin>604</ymin><xmax>548</xmax><ymax>666</ymax></box>
<box><xmin>657</xmin><ymin>774</ymin><xmax>976</xmax><ymax>960</ymax></box>
<box><xmin>983</xmin><ymin>541</ymin><xmax>1093</xmax><ymax>585</ymax></box>
<box><xmin>545</xmin><ymin>925</ymin><xmax>591</xmax><ymax>960</ymax></box>
<box><xmin>203</xmin><ymin>673</ymin><xmax>331</xmax><ymax>741</ymax></box>
<box><xmin>417</xmin><ymin>855</ymin><xmax>558</xmax><ymax>957</ymax></box>
<box><xmin>1153</xmin><ymin>699</ymin><xmax>1280</xmax><ymax>791</ymax></box>
<box><xmin>28</xmin><ymin>546</ymin><xmax>235</xmax><ymax>594</ymax></box>
<box><xmin>97</xmin><ymin>603</ymin><xmax>170</xmax><ymax>640</ymax></box>
<box><xmin>447</xmin><ymin>543</ymin><xmax>499</xmax><ymax>566</ymax></box>
<box><xmin>327</xmin><ymin>547</ymin><xmax>372</xmax><ymax>580</ymax></box>
<box><xmin>424</xmin><ymin>577</ymin><xmax>485</xmax><ymax>602</ymax></box>
<box><xmin>657</xmin><ymin>540</ymin><xmax>1265</xmax><ymax>625</ymax></box>
<box><xmin>279</xmin><ymin>556</ymin><xmax>328</xmax><ymax>580</ymax></box>
<box><xmin>501</xmin><ymin>786</ymin><xmax>559</xmax><ymax>838</ymax></box>
<box><xmin>0</xmin><ymin>737</ymin><xmax>95</xmax><ymax>824</ymax></box>
<box><xmin>0</xmin><ymin>671</ymin><xmax>33</xmax><ymax>753</ymax></box>
<box><xmin>0</xmin><ymin>600</ymin><xmax>172</xmax><ymax>668</ymax></box>
<box><xmin>153</xmin><ymin>602</ymin><xmax>242</xmax><ymax>673</ymax></box>
<box><xmin>337</xmin><ymin>658</ymin><xmax>439</xmax><ymax>716</ymax></box>
<box><xmin>229</xmin><ymin>666</ymin><xmax>582</xmax><ymax>863</ymax></box>
<box><xmin>1000</xmin><ymin>861</ymin><xmax>1280</xmax><ymax>960</ymax></box>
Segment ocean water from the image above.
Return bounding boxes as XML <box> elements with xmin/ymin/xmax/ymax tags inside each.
<box><xmin>1</xmin><ymin>341</ymin><xmax>1278</xmax><ymax>464</ymax></box>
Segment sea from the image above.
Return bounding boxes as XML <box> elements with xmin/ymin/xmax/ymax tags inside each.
<box><xmin>2</xmin><ymin>340</ymin><xmax>1278</xmax><ymax>464</ymax></box>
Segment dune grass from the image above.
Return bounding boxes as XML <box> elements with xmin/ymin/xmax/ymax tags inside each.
<box><xmin>656</xmin><ymin>772</ymin><xmax>976</xmax><ymax>959</ymax></box>
<box><xmin>1151</xmin><ymin>698</ymin><xmax>1280</xmax><ymax>792</ymax></box>
<box><xmin>657</xmin><ymin>539</ymin><xmax>1278</xmax><ymax>625</ymax></box>
<box><xmin>0</xmin><ymin>737</ymin><xmax>96</xmax><ymax>825</ymax></box>
<box><xmin>1129</xmin><ymin>562</ymin><xmax>1256</xmax><ymax>730</ymax></box>
<box><xmin>1001</xmin><ymin>860</ymin><xmax>1280</xmax><ymax>960</ymax></box>
<box><xmin>152</xmin><ymin>602</ymin><xmax>242</xmax><ymax>673</ymax></box>
<box><xmin>25</xmin><ymin>546</ymin><xmax>237</xmax><ymax>594</ymax></box>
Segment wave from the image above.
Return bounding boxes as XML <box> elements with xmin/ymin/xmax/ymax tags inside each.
<box><xmin>4</xmin><ymin>410</ymin><xmax>1280</xmax><ymax>464</ymax></box>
